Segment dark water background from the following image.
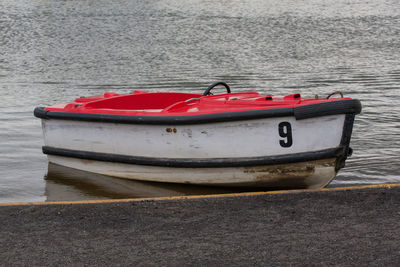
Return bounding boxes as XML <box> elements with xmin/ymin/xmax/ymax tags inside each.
<box><xmin>1</xmin><ymin>0</ymin><xmax>399</xmax><ymax>203</ymax></box>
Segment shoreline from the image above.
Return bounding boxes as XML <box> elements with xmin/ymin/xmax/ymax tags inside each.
<box><xmin>1</xmin><ymin>182</ymin><xmax>399</xmax><ymax>206</ymax></box>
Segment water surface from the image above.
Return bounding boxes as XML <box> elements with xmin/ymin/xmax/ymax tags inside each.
<box><xmin>1</xmin><ymin>0</ymin><xmax>399</xmax><ymax>202</ymax></box>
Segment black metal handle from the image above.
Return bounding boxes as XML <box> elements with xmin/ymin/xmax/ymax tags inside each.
<box><xmin>327</xmin><ymin>91</ymin><xmax>344</xmax><ymax>99</ymax></box>
<box><xmin>202</xmin><ymin>82</ymin><xmax>231</xmax><ymax>96</ymax></box>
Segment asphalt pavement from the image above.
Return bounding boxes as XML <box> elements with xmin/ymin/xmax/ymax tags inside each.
<box><xmin>1</xmin><ymin>184</ymin><xmax>400</xmax><ymax>266</ymax></box>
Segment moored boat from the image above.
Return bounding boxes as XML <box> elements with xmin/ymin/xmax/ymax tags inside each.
<box><xmin>34</xmin><ymin>82</ymin><xmax>362</xmax><ymax>189</ymax></box>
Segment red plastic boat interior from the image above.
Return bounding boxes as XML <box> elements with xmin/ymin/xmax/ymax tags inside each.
<box><xmin>44</xmin><ymin>90</ymin><xmax>351</xmax><ymax>117</ymax></box>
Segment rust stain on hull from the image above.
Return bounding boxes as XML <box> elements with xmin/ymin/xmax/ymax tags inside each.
<box><xmin>243</xmin><ymin>158</ymin><xmax>337</xmax><ymax>188</ymax></box>
<box><xmin>165</xmin><ymin>128</ymin><xmax>177</xmax><ymax>133</ymax></box>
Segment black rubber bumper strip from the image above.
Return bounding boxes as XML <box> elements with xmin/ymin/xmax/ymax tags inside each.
<box><xmin>43</xmin><ymin>146</ymin><xmax>343</xmax><ymax>168</ymax></box>
<box><xmin>34</xmin><ymin>99</ymin><xmax>361</xmax><ymax>125</ymax></box>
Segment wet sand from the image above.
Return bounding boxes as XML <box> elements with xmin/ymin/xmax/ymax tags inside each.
<box><xmin>1</xmin><ymin>184</ymin><xmax>400</xmax><ymax>265</ymax></box>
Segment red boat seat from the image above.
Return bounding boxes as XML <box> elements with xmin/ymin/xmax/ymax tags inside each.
<box><xmin>84</xmin><ymin>92</ymin><xmax>201</xmax><ymax>111</ymax></box>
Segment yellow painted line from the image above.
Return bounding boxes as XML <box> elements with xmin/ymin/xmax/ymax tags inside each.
<box><xmin>1</xmin><ymin>183</ymin><xmax>399</xmax><ymax>207</ymax></box>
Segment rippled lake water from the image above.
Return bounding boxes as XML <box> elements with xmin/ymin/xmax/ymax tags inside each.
<box><xmin>1</xmin><ymin>0</ymin><xmax>399</xmax><ymax>203</ymax></box>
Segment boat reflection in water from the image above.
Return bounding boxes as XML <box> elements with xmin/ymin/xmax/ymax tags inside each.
<box><xmin>44</xmin><ymin>163</ymin><xmax>251</xmax><ymax>202</ymax></box>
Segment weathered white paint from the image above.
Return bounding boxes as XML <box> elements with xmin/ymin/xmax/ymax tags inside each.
<box><xmin>42</xmin><ymin>115</ymin><xmax>345</xmax><ymax>159</ymax></box>
<box><xmin>48</xmin><ymin>155</ymin><xmax>337</xmax><ymax>189</ymax></box>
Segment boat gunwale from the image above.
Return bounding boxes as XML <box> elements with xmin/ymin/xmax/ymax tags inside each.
<box><xmin>34</xmin><ymin>99</ymin><xmax>361</xmax><ymax>125</ymax></box>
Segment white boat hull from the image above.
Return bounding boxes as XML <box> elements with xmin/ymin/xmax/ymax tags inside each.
<box><xmin>47</xmin><ymin>155</ymin><xmax>338</xmax><ymax>189</ymax></box>
<box><xmin>38</xmin><ymin>114</ymin><xmax>353</xmax><ymax>188</ymax></box>
<box><xmin>42</xmin><ymin>115</ymin><xmax>345</xmax><ymax>159</ymax></box>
